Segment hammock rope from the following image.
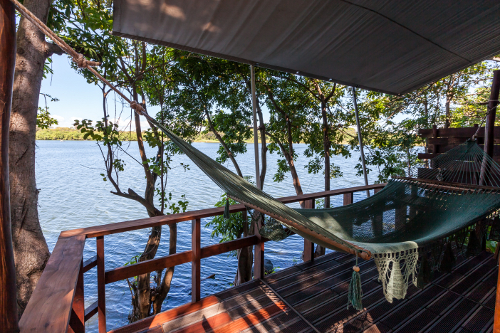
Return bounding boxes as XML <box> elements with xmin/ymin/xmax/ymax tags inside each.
<box><xmin>11</xmin><ymin>1</ymin><xmax>500</xmax><ymax>306</ymax></box>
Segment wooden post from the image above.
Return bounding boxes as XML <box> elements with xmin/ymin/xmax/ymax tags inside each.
<box><xmin>352</xmin><ymin>87</ymin><xmax>370</xmax><ymax>198</ymax></box>
<box><xmin>96</xmin><ymin>236</ymin><xmax>106</xmax><ymax>333</ymax></box>
<box><xmin>251</xmin><ymin>65</ymin><xmax>261</xmax><ymax>190</ymax></box>
<box><xmin>343</xmin><ymin>192</ymin><xmax>354</xmax><ymax>237</ymax></box>
<box><xmin>0</xmin><ymin>0</ymin><xmax>18</xmax><ymax>331</ymax></box>
<box><xmin>431</xmin><ymin>125</ymin><xmax>438</xmax><ymax>169</ymax></box>
<box><xmin>303</xmin><ymin>199</ymin><xmax>315</xmax><ymax>262</ymax></box>
<box><xmin>253</xmin><ymin>213</ymin><xmax>264</xmax><ymax>279</ymax></box>
<box><xmin>484</xmin><ymin>70</ymin><xmax>500</xmax><ymax>158</ymax></box>
<box><xmin>480</xmin><ymin>70</ymin><xmax>500</xmax><ymax>186</ymax></box>
<box><xmin>495</xmin><ymin>264</ymin><xmax>500</xmax><ymax>333</ymax></box>
<box><xmin>69</xmin><ymin>260</ymin><xmax>85</xmax><ymax>333</ymax></box>
<box><xmin>191</xmin><ymin>218</ymin><xmax>201</xmax><ymax>303</ymax></box>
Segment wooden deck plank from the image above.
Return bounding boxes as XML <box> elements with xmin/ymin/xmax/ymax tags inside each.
<box><xmin>424</xmin><ymin>298</ymin><xmax>479</xmax><ymax>332</ymax></box>
<box><xmin>285</xmin><ymin>265</ymin><xmax>379</xmax><ymax>306</ymax></box>
<box><xmin>109</xmin><ymin>296</ymin><xmax>221</xmax><ymax>333</ymax></box>
<box><xmin>204</xmin><ymin>302</ymin><xmax>289</xmax><ymax>333</ymax></box>
<box><xmin>461</xmin><ymin>306</ymin><xmax>494</xmax><ymax>333</ymax></box>
<box><xmin>127</xmin><ymin>251</ymin><xmax>496</xmax><ymax>333</ymax></box>
<box><xmin>277</xmin><ymin>260</ymin><xmax>376</xmax><ymax>299</ymax></box>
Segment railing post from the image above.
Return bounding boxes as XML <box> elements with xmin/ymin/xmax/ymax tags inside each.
<box><xmin>254</xmin><ymin>213</ymin><xmax>264</xmax><ymax>279</ymax></box>
<box><xmin>343</xmin><ymin>192</ymin><xmax>354</xmax><ymax>237</ymax></box>
<box><xmin>303</xmin><ymin>199</ymin><xmax>315</xmax><ymax>262</ymax></box>
<box><xmin>69</xmin><ymin>259</ymin><xmax>85</xmax><ymax>333</ymax></box>
<box><xmin>192</xmin><ymin>218</ymin><xmax>201</xmax><ymax>303</ymax></box>
<box><xmin>343</xmin><ymin>192</ymin><xmax>353</xmax><ymax>205</ymax></box>
<box><xmin>96</xmin><ymin>236</ymin><xmax>106</xmax><ymax>333</ymax></box>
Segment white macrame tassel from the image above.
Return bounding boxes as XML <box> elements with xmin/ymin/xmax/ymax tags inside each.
<box><xmin>386</xmin><ymin>260</ymin><xmax>406</xmax><ymax>302</ymax></box>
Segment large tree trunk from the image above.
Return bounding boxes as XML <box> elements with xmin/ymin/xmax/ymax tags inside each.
<box><xmin>9</xmin><ymin>0</ymin><xmax>52</xmax><ymax>317</ymax></box>
<box><xmin>445</xmin><ymin>99</ymin><xmax>450</xmax><ymax>128</ymax></box>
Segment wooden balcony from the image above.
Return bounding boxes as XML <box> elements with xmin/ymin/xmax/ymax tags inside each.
<box><xmin>114</xmin><ymin>250</ymin><xmax>497</xmax><ymax>333</ymax></box>
<box><xmin>18</xmin><ymin>182</ymin><xmax>496</xmax><ymax>332</ymax></box>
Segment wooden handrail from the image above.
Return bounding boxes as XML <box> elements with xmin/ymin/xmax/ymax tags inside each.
<box><xmin>19</xmin><ymin>234</ymin><xmax>86</xmax><ymax>332</ymax></box>
<box><xmin>106</xmin><ymin>251</ymin><xmax>193</xmax><ymax>284</ymax></box>
<box><xmin>61</xmin><ymin>183</ymin><xmax>386</xmax><ymax>239</ymax></box>
<box><xmin>20</xmin><ymin>183</ymin><xmax>386</xmax><ymax>333</ymax></box>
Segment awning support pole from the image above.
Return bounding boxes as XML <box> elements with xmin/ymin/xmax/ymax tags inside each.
<box><xmin>490</xmin><ymin>72</ymin><xmax>500</xmax><ymax>333</ymax></box>
<box><xmin>0</xmin><ymin>0</ymin><xmax>19</xmax><ymax>330</ymax></box>
<box><xmin>480</xmin><ymin>70</ymin><xmax>500</xmax><ymax>186</ymax></box>
<box><xmin>484</xmin><ymin>70</ymin><xmax>500</xmax><ymax>158</ymax></box>
<box><xmin>352</xmin><ymin>87</ymin><xmax>370</xmax><ymax>197</ymax></box>
<box><xmin>251</xmin><ymin>65</ymin><xmax>261</xmax><ymax>190</ymax></box>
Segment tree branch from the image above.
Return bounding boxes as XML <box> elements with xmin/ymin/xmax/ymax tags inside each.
<box><xmin>44</xmin><ymin>42</ymin><xmax>64</xmax><ymax>57</ymax></box>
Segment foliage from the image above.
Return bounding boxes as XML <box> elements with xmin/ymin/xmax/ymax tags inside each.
<box><xmin>351</xmin><ymin>61</ymin><xmax>498</xmax><ymax>183</ymax></box>
<box><xmin>36</xmin><ymin>107</ymin><xmax>59</xmax><ymax>129</ymax></box>
<box><xmin>205</xmin><ymin>193</ymin><xmax>250</xmax><ymax>245</ymax></box>
<box><xmin>37</xmin><ymin>93</ymin><xmax>59</xmax><ymax>129</ymax></box>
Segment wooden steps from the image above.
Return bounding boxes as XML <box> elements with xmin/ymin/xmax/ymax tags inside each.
<box><xmin>115</xmin><ymin>250</ymin><xmax>496</xmax><ymax>333</ymax></box>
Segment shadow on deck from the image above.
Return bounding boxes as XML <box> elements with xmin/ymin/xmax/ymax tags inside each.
<box><xmin>114</xmin><ymin>250</ymin><xmax>496</xmax><ymax>333</ymax></box>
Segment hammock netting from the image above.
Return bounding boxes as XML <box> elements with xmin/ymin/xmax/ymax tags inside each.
<box><xmin>148</xmin><ymin>116</ymin><xmax>500</xmax><ymax>304</ymax></box>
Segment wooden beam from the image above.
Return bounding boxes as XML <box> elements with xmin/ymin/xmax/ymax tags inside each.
<box><xmin>200</xmin><ymin>235</ymin><xmax>260</xmax><ymax>259</ymax></box>
<box><xmin>108</xmin><ymin>296</ymin><xmax>220</xmax><ymax>333</ymax></box>
<box><xmin>84</xmin><ymin>301</ymin><xmax>98</xmax><ymax>323</ymax></box>
<box><xmin>191</xmin><ymin>219</ymin><xmax>201</xmax><ymax>303</ymax></box>
<box><xmin>60</xmin><ymin>184</ymin><xmax>386</xmax><ymax>239</ymax></box>
<box><xmin>83</xmin><ymin>255</ymin><xmax>97</xmax><ymax>273</ymax></box>
<box><xmin>105</xmin><ymin>236</ymin><xmax>262</xmax><ymax>284</ymax></box>
<box><xmin>0</xmin><ymin>0</ymin><xmax>18</xmax><ymax>330</ymax></box>
<box><xmin>106</xmin><ymin>251</ymin><xmax>192</xmax><ymax>284</ymax></box>
<box><xmin>97</xmin><ymin>236</ymin><xmax>106</xmax><ymax>333</ymax></box>
<box><xmin>253</xmin><ymin>214</ymin><xmax>264</xmax><ymax>280</ymax></box>
<box><xmin>62</xmin><ymin>205</ymin><xmax>247</xmax><ymax>238</ymax></box>
<box><xmin>419</xmin><ymin>126</ymin><xmax>500</xmax><ymax>139</ymax></box>
<box><xmin>68</xmin><ymin>260</ymin><xmax>85</xmax><ymax>333</ymax></box>
<box><xmin>343</xmin><ymin>192</ymin><xmax>354</xmax><ymax>237</ymax></box>
<box><xmin>19</xmin><ymin>235</ymin><xmax>86</xmax><ymax>333</ymax></box>
<box><xmin>495</xmin><ymin>264</ymin><xmax>500</xmax><ymax>333</ymax></box>
<box><xmin>484</xmin><ymin>70</ymin><xmax>500</xmax><ymax>159</ymax></box>
<box><xmin>303</xmin><ymin>199</ymin><xmax>314</xmax><ymax>262</ymax></box>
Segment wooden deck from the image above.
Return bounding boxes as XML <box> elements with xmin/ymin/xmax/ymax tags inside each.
<box><xmin>114</xmin><ymin>250</ymin><xmax>497</xmax><ymax>333</ymax></box>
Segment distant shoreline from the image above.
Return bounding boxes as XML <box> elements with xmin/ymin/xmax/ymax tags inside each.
<box><xmin>36</xmin><ymin>127</ymin><xmax>257</xmax><ymax>143</ymax></box>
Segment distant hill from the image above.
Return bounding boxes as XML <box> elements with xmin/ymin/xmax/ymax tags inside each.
<box><xmin>36</xmin><ymin>127</ymin><xmax>357</xmax><ymax>144</ymax></box>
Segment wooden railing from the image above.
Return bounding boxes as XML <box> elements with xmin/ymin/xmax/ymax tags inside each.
<box><xmin>19</xmin><ymin>183</ymin><xmax>385</xmax><ymax>333</ymax></box>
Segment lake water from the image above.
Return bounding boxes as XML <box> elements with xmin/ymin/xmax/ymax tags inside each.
<box><xmin>36</xmin><ymin>140</ymin><xmax>378</xmax><ymax>331</ymax></box>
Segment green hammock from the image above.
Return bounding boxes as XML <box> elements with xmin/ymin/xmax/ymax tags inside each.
<box><xmin>146</xmin><ymin>114</ymin><xmax>500</xmax><ymax>304</ymax></box>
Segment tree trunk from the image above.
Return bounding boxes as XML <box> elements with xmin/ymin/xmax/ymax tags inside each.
<box><xmin>445</xmin><ymin>99</ymin><xmax>450</xmax><ymax>128</ymax></box>
<box><xmin>9</xmin><ymin>0</ymin><xmax>52</xmax><ymax>317</ymax></box>
<box><xmin>257</xmin><ymin>103</ymin><xmax>267</xmax><ymax>188</ymax></box>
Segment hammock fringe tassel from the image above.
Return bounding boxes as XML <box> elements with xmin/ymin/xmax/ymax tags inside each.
<box><xmin>348</xmin><ymin>254</ymin><xmax>363</xmax><ymax>311</ymax></box>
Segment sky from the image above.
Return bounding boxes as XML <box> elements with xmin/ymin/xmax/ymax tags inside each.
<box><xmin>41</xmin><ymin>54</ymin><xmax>108</xmax><ymax>128</ymax></box>
<box><xmin>40</xmin><ymin>54</ymin><xmax>270</xmax><ymax>130</ymax></box>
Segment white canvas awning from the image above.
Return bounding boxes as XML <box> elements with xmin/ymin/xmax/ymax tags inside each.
<box><xmin>113</xmin><ymin>0</ymin><xmax>500</xmax><ymax>95</ymax></box>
